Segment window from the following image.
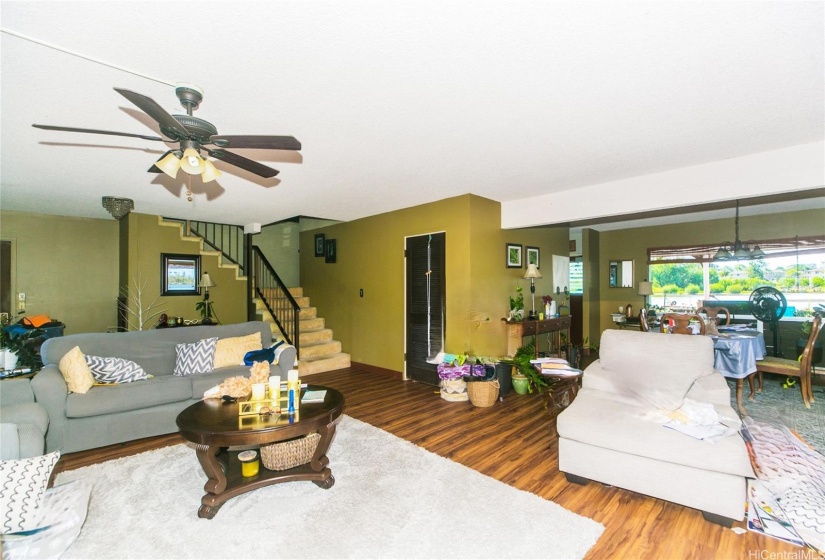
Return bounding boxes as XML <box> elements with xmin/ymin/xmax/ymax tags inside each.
<box><xmin>647</xmin><ymin>236</ymin><xmax>825</xmax><ymax>315</ymax></box>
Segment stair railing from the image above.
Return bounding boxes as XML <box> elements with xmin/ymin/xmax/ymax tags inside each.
<box><xmin>251</xmin><ymin>246</ymin><xmax>300</xmax><ymax>353</ymax></box>
<box><xmin>187</xmin><ymin>220</ymin><xmax>246</xmax><ymax>274</ymax></box>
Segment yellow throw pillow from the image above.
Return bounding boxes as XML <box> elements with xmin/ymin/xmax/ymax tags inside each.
<box><xmin>58</xmin><ymin>346</ymin><xmax>95</xmax><ymax>394</ymax></box>
<box><xmin>213</xmin><ymin>333</ymin><xmax>262</xmax><ymax>369</ymax></box>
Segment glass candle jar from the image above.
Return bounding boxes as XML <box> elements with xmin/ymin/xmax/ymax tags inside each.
<box><xmin>251</xmin><ymin>383</ymin><xmax>266</xmax><ymax>401</ymax></box>
<box><xmin>238</xmin><ymin>450</ymin><xmax>259</xmax><ymax>477</ymax></box>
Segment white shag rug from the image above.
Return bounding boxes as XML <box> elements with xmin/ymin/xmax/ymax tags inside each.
<box><xmin>56</xmin><ymin>416</ymin><xmax>603</xmax><ymax>559</ymax></box>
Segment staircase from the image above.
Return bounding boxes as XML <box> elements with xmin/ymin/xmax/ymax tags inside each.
<box><xmin>162</xmin><ymin>218</ymin><xmax>350</xmax><ymax>376</ymax></box>
<box><xmin>254</xmin><ymin>286</ymin><xmax>351</xmax><ymax>376</ymax></box>
<box><xmin>158</xmin><ymin>217</ymin><xmax>246</xmax><ymax>284</ymax></box>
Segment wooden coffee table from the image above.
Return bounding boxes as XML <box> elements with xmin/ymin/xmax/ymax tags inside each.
<box><xmin>176</xmin><ymin>384</ymin><xmax>345</xmax><ymax>519</ymax></box>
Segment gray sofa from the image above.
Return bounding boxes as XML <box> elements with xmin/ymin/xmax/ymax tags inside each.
<box><xmin>31</xmin><ymin>321</ymin><xmax>296</xmax><ymax>454</ymax></box>
<box><xmin>0</xmin><ymin>378</ymin><xmax>49</xmax><ymax>459</ymax></box>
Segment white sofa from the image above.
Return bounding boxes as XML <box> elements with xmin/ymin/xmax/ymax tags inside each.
<box><xmin>557</xmin><ymin>329</ymin><xmax>754</xmax><ymax>526</ymax></box>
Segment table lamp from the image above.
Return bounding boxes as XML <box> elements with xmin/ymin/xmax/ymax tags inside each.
<box><xmin>523</xmin><ymin>264</ymin><xmax>542</xmax><ymax>320</ymax></box>
<box><xmin>638</xmin><ymin>280</ymin><xmax>653</xmax><ymax>311</ymax></box>
<box><xmin>198</xmin><ymin>272</ymin><xmax>216</xmax><ymax>324</ymax></box>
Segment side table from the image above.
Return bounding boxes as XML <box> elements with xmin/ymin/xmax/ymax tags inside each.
<box><xmin>542</xmin><ymin>371</ymin><xmax>583</xmax><ymax>436</ymax></box>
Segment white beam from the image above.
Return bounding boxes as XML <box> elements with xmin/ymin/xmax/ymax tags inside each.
<box><xmin>501</xmin><ymin>141</ymin><xmax>825</xmax><ymax>229</ymax></box>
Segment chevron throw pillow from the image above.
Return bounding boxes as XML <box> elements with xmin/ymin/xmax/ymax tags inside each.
<box><xmin>174</xmin><ymin>337</ymin><xmax>219</xmax><ymax>376</ymax></box>
<box><xmin>85</xmin><ymin>356</ymin><xmax>149</xmax><ymax>384</ymax></box>
<box><xmin>0</xmin><ymin>451</ymin><xmax>60</xmax><ymax>534</ymax></box>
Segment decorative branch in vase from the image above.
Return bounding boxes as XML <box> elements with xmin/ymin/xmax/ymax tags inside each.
<box><xmin>119</xmin><ymin>276</ymin><xmax>166</xmax><ymax>331</ymax></box>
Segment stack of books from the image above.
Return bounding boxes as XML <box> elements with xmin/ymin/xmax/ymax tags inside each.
<box><xmin>529</xmin><ymin>357</ymin><xmax>582</xmax><ymax>377</ymax></box>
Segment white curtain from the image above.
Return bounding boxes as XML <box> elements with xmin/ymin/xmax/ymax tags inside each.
<box><xmin>552</xmin><ymin>255</ymin><xmax>569</xmax><ymax>294</ymax></box>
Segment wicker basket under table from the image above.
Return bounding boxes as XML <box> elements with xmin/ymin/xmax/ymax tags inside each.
<box><xmin>261</xmin><ymin>432</ymin><xmax>322</xmax><ymax>471</ymax></box>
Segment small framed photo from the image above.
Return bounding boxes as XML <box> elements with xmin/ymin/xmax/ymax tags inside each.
<box><xmin>160</xmin><ymin>253</ymin><xmax>200</xmax><ymax>296</ymax></box>
<box><xmin>526</xmin><ymin>246</ymin><xmax>540</xmax><ymax>269</ymax></box>
<box><xmin>506</xmin><ymin>243</ymin><xmax>522</xmax><ymax>268</ymax></box>
<box><xmin>314</xmin><ymin>233</ymin><xmax>326</xmax><ymax>257</ymax></box>
<box><xmin>325</xmin><ymin>239</ymin><xmax>337</xmax><ymax>264</ymax></box>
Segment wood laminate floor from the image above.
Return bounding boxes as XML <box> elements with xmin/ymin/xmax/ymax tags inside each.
<box><xmin>54</xmin><ymin>367</ymin><xmax>804</xmax><ymax>560</ymax></box>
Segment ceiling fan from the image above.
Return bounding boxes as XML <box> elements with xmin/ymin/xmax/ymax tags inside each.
<box><xmin>32</xmin><ymin>84</ymin><xmax>301</xmax><ymax>183</ymax></box>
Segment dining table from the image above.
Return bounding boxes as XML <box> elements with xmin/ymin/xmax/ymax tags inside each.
<box><xmin>710</xmin><ymin>327</ymin><xmax>767</xmax><ymax>414</ymax></box>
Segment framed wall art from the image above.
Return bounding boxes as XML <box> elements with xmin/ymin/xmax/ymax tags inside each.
<box><xmin>314</xmin><ymin>233</ymin><xmax>326</xmax><ymax>257</ymax></box>
<box><xmin>325</xmin><ymin>239</ymin><xmax>337</xmax><ymax>263</ymax></box>
<box><xmin>161</xmin><ymin>253</ymin><xmax>201</xmax><ymax>296</ymax></box>
<box><xmin>506</xmin><ymin>243</ymin><xmax>522</xmax><ymax>268</ymax></box>
<box><xmin>526</xmin><ymin>246</ymin><xmax>540</xmax><ymax>269</ymax></box>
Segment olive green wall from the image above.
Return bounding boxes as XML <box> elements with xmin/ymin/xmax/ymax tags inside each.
<box><xmin>255</xmin><ymin>222</ymin><xmax>300</xmax><ymax>287</ymax></box>
<box><xmin>597</xmin><ymin>208</ymin><xmax>825</xmax><ymax>336</ymax></box>
<box><xmin>299</xmin><ymin>194</ymin><xmax>568</xmax><ymax>374</ymax></box>
<box><xmin>121</xmin><ymin>214</ymin><xmax>247</xmax><ymax>328</ymax></box>
<box><xmin>0</xmin><ymin>210</ymin><xmax>119</xmax><ymax>334</ymax></box>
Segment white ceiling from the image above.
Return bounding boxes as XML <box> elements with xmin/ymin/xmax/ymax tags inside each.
<box><xmin>1</xmin><ymin>1</ymin><xmax>823</xmax><ymax>228</ymax></box>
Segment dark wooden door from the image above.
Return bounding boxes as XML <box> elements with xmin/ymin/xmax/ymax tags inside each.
<box><xmin>405</xmin><ymin>233</ymin><xmax>445</xmax><ymax>385</ymax></box>
<box><xmin>0</xmin><ymin>240</ymin><xmax>11</xmax><ymax>319</ymax></box>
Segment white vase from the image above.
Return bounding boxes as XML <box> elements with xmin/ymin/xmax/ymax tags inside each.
<box><xmin>4</xmin><ymin>349</ymin><xmax>19</xmax><ymax>370</ymax></box>
<box><xmin>549</xmin><ymin>302</ymin><xmax>557</xmax><ymax>317</ymax></box>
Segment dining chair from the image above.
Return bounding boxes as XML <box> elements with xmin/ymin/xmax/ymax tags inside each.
<box><xmin>750</xmin><ymin>313</ymin><xmax>822</xmax><ymax>409</ymax></box>
<box><xmin>696</xmin><ymin>306</ymin><xmax>732</xmax><ymax>326</ymax></box>
<box><xmin>659</xmin><ymin>313</ymin><xmax>706</xmax><ymax>335</ymax></box>
<box><xmin>639</xmin><ymin>309</ymin><xmax>649</xmax><ymax>332</ymax></box>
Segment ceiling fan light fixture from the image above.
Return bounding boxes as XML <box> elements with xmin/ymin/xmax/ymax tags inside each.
<box><xmin>155</xmin><ymin>151</ymin><xmax>182</xmax><ymax>178</ymax></box>
<box><xmin>180</xmin><ymin>148</ymin><xmax>206</xmax><ymax>175</ymax></box>
<box><xmin>201</xmin><ymin>159</ymin><xmax>222</xmax><ymax>183</ymax></box>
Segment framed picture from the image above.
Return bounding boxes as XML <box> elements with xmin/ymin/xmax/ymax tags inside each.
<box><xmin>325</xmin><ymin>239</ymin><xmax>337</xmax><ymax>263</ymax></box>
<box><xmin>314</xmin><ymin>233</ymin><xmax>326</xmax><ymax>257</ymax></box>
<box><xmin>506</xmin><ymin>243</ymin><xmax>522</xmax><ymax>268</ymax></box>
<box><xmin>161</xmin><ymin>253</ymin><xmax>200</xmax><ymax>296</ymax></box>
<box><xmin>526</xmin><ymin>246</ymin><xmax>540</xmax><ymax>269</ymax></box>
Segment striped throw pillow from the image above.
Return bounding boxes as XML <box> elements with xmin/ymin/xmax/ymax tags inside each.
<box><xmin>85</xmin><ymin>356</ymin><xmax>149</xmax><ymax>384</ymax></box>
<box><xmin>0</xmin><ymin>451</ymin><xmax>60</xmax><ymax>534</ymax></box>
<box><xmin>174</xmin><ymin>337</ymin><xmax>218</xmax><ymax>376</ymax></box>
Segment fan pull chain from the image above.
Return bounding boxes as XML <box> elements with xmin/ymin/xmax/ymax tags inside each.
<box><xmin>185</xmin><ymin>175</ymin><xmax>193</xmax><ymax>202</ymax></box>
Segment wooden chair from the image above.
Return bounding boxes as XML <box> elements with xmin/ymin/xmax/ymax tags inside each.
<box><xmin>659</xmin><ymin>313</ymin><xmax>706</xmax><ymax>335</ymax></box>
<box><xmin>639</xmin><ymin>309</ymin><xmax>649</xmax><ymax>332</ymax></box>
<box><xmin>750</xmin><ymin>314</ymin><xmax>822</xmax><ymax>409</ymax></box>
<box><xmin>696</xmin><ymin>306</ymin><xmax>732</xmax><ymax>326</ymax></box>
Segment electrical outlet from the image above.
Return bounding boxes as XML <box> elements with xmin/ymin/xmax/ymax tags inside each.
<box><xmin>0</xmin><ymin>312</ymin><xmax>9</xmax><ymax>324</ymax></box>
<box><xmin>17</xmin><ymin>301</ymin><xmax>25</xmax><ymax>312</ymax></box>
<box><xmin>17</xmin><ymin>292</ymin><xmax>26</xmax><ymax>301</ymax></box>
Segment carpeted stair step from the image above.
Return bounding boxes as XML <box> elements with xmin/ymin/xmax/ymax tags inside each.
<box><xmin>300</xmin><ymin>339</ymin><xmax>342</xmax><ymax>358</ymax></box>
<box><xmin>300</xmin><ymin>317</ymin><xmax>325</xmax><ymax>331</ymax></box>
<box><xmin>300</xmin><ymin>328</ymin><xmax>333</xmax><ymax>345</ymax></box>
<box><xmin>299</xmin><ymin>307</ymin><xmax>317</xmax><ymax>319</ymax></box>
<box><xmin>299</xmin><ymin>352</ymin><xmax>351</xmax><ymax>376</ymax></box>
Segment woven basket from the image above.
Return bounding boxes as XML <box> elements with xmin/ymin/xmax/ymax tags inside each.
<box><xmin>260</xmin><ymin>432</ymin><xmax>321</xmax><ymax>471</ymax></box>
<box><xmin>440</xmin><ymin>378</ymin><xmax>468</xmax><ymax>402</ymax></box>
<box><xmin>467</xmin><ymin>380</ymin><xmax>500</xmax><ymax>407</ymax></box>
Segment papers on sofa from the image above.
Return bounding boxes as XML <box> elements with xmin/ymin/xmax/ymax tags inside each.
<box><xmin>663</xmin><ymin>399</ymin><xmax>739</xmax><ymax>443</ymax></box>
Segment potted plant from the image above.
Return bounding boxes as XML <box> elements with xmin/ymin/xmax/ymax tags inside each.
<box><xmin>508</xmin><ymin>286</ymin><xmax>524</xmax><ymax>321</ymax></box>
<box><xmin>195</xmin><ymin>298</ymin><xmax>215</xmax><ymax>324</ymax></box>
<box><xmin>0</xmin><ymin>326</ymin><xmax>44</xmax><ymax>371</ymax></box>
<box><xmin>499</xmin><ymin>338</ymin><xmax>548</xmax><ymax>394</ymax></box>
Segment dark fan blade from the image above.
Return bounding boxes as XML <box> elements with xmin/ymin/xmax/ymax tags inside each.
<box><xmin>208</xmin><ymin>135</ymin><xmax>301</xmax><ymax>151</ymax></box>
<box><xmin>205</xmin><ymin>148</ymin><xmax>279</xmax><ymax>178</ymax></box>
<box><xmin>114</xmin><ymin>88</ymin><xmax>189</xmax><ymax>137</ymax></box>
<box><xmin>32</xmin><ymin>124</ymin><xmax>163</xmax><ymax>141</ymax></box>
